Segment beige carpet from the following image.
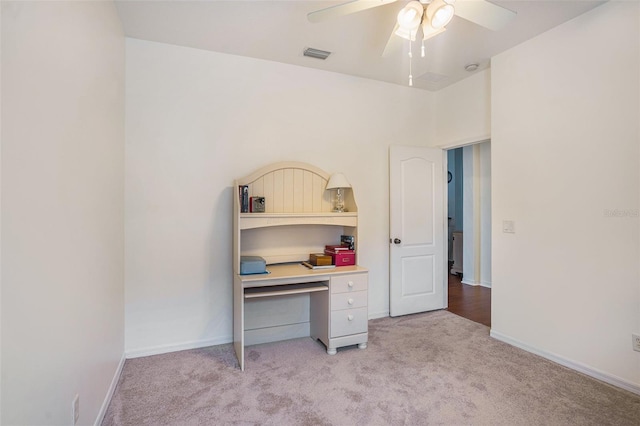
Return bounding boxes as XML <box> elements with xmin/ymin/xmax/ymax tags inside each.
<box><xmin>103</xmin><ymin>311</ymin><xmax>640</xmax><ymax>425</ymax></box>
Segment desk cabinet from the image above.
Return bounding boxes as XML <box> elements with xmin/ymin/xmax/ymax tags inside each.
<box><xmin>311</xmin><ymin>272</ymin><xmax>368</xmax><ymax>355</ymax></box>
<box><xmin>233</xmin><ymin>162</ymin><xmax>368</xmax><ymax>370</ymax></box>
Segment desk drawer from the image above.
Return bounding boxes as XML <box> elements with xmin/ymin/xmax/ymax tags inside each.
<box><xmin>331</xmin><ymin>290</ymin><xmax>367</xmax><ymax>311</ymax></box>
<box><xmin>331</xmin><ymin>273</ymin><xmax>367</xmax><ymax>294</ymax></box>
<box><xmin>331</xmin><ymin>307</ymin><xmax>367</xmax><ymax>338</ymax></box>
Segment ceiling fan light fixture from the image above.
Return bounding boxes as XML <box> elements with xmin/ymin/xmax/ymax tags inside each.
<box><xmin>427</xmin><ymin>0</ymin><xmax>455</xmax><ymax>30</ymax></box>
<box><xmin>395</xmin><ymin>26</ymin><xmax>418</xmax><ymax>41</ymax></box>
<box><xmin>397</xmin><ymin>7</ymin><xmax>418</xmax><ymax>27</ymax></box>
<box><xmin>421</xmin><ymin>21</ymin><xmax>447</xmax><ymax>41</ymax></box>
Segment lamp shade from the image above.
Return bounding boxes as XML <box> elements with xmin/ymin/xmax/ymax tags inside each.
<box><xmin>326</xmin><ymin>173</ymin><xmax>351</xmax><ymax>190</ymax></box>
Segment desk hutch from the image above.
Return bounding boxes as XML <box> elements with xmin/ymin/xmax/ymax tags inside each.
<box><xmin>233</xmin><ymin>162</ymin><xmax>368</xmax><ymax>370</ymax></box>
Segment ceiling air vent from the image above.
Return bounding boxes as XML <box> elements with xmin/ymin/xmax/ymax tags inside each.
<box><xmin>303</xmin><ymin>47</ymin><xmax>331</xmax><ymax>60</ymax></box>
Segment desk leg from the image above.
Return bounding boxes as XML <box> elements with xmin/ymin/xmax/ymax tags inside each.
<box><xmin>233</xmin><ymin>275</ymin><xmax>244</xmax><ymax>371</ymax></box>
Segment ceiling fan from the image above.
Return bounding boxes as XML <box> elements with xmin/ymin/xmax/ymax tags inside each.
<box><xmin>308</xmin><ymin>0</ymin><xmax>517</xmax><ymax>54</ymax></box>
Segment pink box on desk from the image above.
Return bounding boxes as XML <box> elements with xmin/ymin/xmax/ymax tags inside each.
<box><xmin>324</xmin><ymin>248</ymin><xmax>356</xmax><ymax>266</ymax></box>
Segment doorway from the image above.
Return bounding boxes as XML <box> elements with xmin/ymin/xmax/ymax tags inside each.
<box><xmin>445</xmin><ymin>142</ymin><xmax>492</xmax><ymax>327</ymax></box>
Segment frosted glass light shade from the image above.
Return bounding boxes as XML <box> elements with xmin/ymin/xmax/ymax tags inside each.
<box><xmin>427</xmin><ymin>0</ymin><xmax>454</xmax><ymax>29</ymax></box>
<box><xmin>395</xmin><ymin>1</ymin><xmax>423</xmax><ymax>40</ymax></box>
<box><xmin>396</xmin><ymin>1</ymin><xmax>423</xmax><ymax>31</ymax></box>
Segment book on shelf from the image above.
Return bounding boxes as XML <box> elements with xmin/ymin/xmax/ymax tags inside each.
<box><xmin>301</xmin><ymin>261</ymin><xmax>336</xmax><ymax>270</ymax></box>
<box><xmin>325</xmin><ymin>244</ymin><xmax>351</xmax><ymax>252</ymax></box>
<box><xmin>238</xmin><ymin>185</ymin><xmax>249</xmax><ymax>213</ymax></box>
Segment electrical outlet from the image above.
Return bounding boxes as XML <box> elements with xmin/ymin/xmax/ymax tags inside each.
<box><xmin>502</xmin><ymin>220</ymin><xmax>515</xmax><ymax>234</ymax></box>
<box><xmin>633</xmin><ymin>334</ymin><xmax>640</xmax><ymax>352</ymax></box>
<box><xmin>72</xmin><ymin>394</ymin><xmax>79</xmax><ymax>425</ymax></box>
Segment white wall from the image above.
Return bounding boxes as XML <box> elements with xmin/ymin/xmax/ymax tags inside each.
<box><xmin>436</xmin><ymin>67</ymin><xmax>491</xmax><ymax>285</ymax></box>
<box><xmin>491</xmin><ymin>1</ymin><xmax>640</xmax><ymax>389</ymax></box>
<box><xmin>462</xmin><ymin>145</ymin><xmax>478</xmax><ymax>283</ymax></box>
<box><xmin>1</xmin><ymin>1</ymin><xmax>125</xmax><ymax>424</ymax></box>
<box><xmin>479</xmin><ymin>142</ymin><xmax>491</xmax><ymax>287</ymax></box>
<box><xmin>435</xmin><ymin>68</ymin><xmax>490</xmax><ymax>147</ymax></box>
<box><xmin>461</xmin><ymin>142</ymin><xmax>491</xmax><ymax>287</ymax></box>
<box><xmin>125</xmin><ymin>38</ymin><xmax>436</xmax><ymax>355</ymax></box>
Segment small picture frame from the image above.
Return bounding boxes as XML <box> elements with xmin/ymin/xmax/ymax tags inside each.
<box><xmin>250</xmin><ymin>196</ymin><xmax>265</xmax><ymax>213</ymax></box>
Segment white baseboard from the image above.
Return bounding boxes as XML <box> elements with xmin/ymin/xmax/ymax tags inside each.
<box><xmin>490</xmin><ymin>330</ymin><xmax>640</xmax><ymax>396</ymax></box>
<box><xmin>126</xmin><ymin>312</ymin><xmax>391</xmax><ymax>359</ymax></box>
<box><xmin>94</xmin><ymin>354</ymin><xmax>126</xmax><ymax>426</ymax></box>
<box><xmin>461</xmin><ymin>278</ymin><xmax>491</xmax><ymax>288</ymax></box>
<box><xmin>125</xmin><ymin>336</ymin><xmax>232</xmax><ymax>359</ymax></box>
<box><xmin>369</xmin><ymin>310</ymin><xmax>389</xmax><ymax>320</ymax></box>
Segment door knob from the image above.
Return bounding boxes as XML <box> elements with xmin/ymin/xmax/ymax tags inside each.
<box><xmin>393</xmin><ymin>238</ymin><xmax>401</xmax><ymax>244</ymax></box>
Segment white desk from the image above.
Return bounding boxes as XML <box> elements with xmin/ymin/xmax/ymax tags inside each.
<box><xmin>232</xmin><ymin>162</ymin><xmax>367</xmax><ymax>370</ymax></box>
<box><xmin>233</xmin><ymin>263</ymin><xmax>368</xmax><ymax>370</ymax></box>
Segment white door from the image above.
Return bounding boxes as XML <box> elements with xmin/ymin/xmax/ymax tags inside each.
<box><xmin>389</xmin><ymin>145</ymin><xmax>446</xmax><ymax>317</ymax></box>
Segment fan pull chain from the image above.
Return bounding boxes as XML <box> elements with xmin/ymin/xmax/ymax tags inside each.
<box><xmin>408</xmin><ymin>37</ymin><xmax>413</xmax><ymax>86</ymax></box>
<box><xmin>421</xmin><ymin>39</ymin><xmax>425</xmax><ymax>58</ymax></box>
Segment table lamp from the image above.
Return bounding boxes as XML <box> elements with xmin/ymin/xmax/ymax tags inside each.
<box><xmin>326</xmin><ymin>173</ymin><xmax>351</xmax><ymax>212</ymax></box>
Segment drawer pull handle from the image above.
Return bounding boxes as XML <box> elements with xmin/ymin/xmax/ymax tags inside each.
<box><xmin>348</xmin><ymin>314</ymin><xmax>354</xmax><ymax>321</ymax></box>
<box><xmin>348</xmin><ymin>298</ymin><xmax>354</xmax><ymax>305</ymax></box>
<box><xmin>348</xmin><ymin>281</ymin><xmax>354</xmax><ymax>288</ymax></box>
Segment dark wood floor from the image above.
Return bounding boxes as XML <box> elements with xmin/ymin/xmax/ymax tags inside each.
<box><xmin>447</xmin><ymin>273</ymin><xmax>491</xmax><ymax>327</ymax></box>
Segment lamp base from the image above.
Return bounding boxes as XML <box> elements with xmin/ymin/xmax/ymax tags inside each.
<box><xmin>333</xmin><ymin>188</ymin><xmax>347</xmax><ymax>212</ymax></box>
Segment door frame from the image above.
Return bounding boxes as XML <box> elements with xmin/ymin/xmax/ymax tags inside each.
<box><xmin>386</xmin><ymin>138</ymin><xmax>491</xmax><ymax>317</ymax></box>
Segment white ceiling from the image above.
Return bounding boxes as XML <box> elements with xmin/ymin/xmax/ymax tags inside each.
<box><xmin>115</xmin><ymin>0</ymin><xmax>605</xmax><ymax>91</ymax></box>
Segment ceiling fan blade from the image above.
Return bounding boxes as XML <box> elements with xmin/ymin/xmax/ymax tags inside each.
<box><xmin>381</xmin><ymin>23</ymin><xmax>403</xmax><ymax>57</ymax></box>
<box><xmin>453</xmin><ymin>0</ymin><xmax>516</xmax><ymax>31</ymax></box>
<box><xmin>308</xmin><ymin>0</ymin><xmax>398</xmax><ymax>23</ymax></box>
